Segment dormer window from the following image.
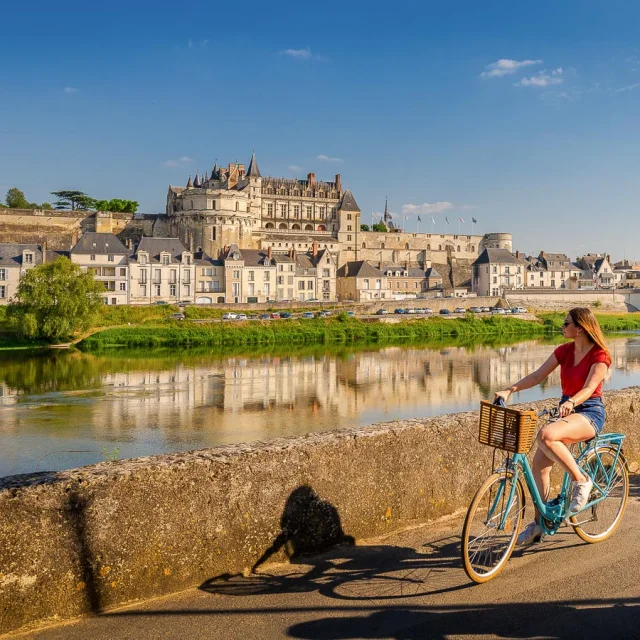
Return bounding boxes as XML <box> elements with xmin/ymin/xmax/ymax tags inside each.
<box><xmin>232</xmin><ymin>252</ymin><xmax>240</xmax><ymax>260</ymax></box>
<box><xmin>162</xmin><ymin>255</ymin><xmax>169</xmax><ymax>265</ymax></box>
<box><xmin>139</xmin><ymin>254</ymin><xmax>147</xmax><ymax>265</ymax></box>
<box><xmin>24</xmin><ymin>253</ymin><xmax>33</xmax><ymax>264</ymax></box>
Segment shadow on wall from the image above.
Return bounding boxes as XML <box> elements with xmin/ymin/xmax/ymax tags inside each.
<box><xmin>251</xmin><ymin>485</ymin><xmax>355</xmax><ymax>571</ymax></box>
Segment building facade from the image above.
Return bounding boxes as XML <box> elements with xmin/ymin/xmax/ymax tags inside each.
<box><xmin>472</xmin><ymin>248</ymin><xmax>526</xmax><ymax>297</ymax></box>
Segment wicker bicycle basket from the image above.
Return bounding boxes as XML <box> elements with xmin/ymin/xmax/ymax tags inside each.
<box><xmin>478</xmin><ymin>401</ymin><xmax>538</xmax><ymax>453</ymax></box>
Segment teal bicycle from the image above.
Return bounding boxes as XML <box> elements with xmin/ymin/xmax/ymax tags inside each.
<box><xmin>461</xmin><ymin>400</ymin><xmax>629</xmax><ymax>583</ymax></box>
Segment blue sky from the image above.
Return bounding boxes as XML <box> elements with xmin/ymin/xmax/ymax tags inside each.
<box><xmin>1</xmin><ymin>0</ymin><xmax>639</xmax><ymax>260</ymax></box>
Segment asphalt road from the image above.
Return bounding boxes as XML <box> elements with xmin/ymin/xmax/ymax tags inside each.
<box><xmin>9</xmin><ymin>476</ymin><xmax>639</xmax><ymax>640</ymax></box>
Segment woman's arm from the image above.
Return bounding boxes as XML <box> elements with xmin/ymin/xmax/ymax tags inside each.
<box><xmin>495</xmin><ymin>353</ymin><xmax>559</xmax><ymax>401</ymax></box>
<box><xmin>559</xmin><ymin>362</ymin><xmax>608</xmax><ymax>417</ymax></box>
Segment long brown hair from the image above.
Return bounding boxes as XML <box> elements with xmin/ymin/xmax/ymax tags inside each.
<box><xmin>569</xmin><ymin>307</ymin><xmax>610</xmax><ymax>358</ymax></box>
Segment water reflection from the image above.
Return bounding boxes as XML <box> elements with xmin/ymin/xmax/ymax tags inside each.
<box><xmin>1</xmin><ymin>336</ymin><xmax>639</xmax><ymax>478</ymax></box>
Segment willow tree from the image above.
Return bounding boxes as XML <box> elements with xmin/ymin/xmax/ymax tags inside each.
<box><xmin>7</xmin><ymin>257</ymin><xmax>105</xmax><ymax>341</ymax></box>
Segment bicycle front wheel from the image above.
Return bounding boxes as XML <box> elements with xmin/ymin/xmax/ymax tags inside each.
<box><xmin>569</xmin><ymin>447</ymin><xmax>629</xmax><ymax>543</ymax></box>
<box><xmin>462</xmin><ymin>471</ymin><xmax>525</xmax><ymax>583</ymax></box>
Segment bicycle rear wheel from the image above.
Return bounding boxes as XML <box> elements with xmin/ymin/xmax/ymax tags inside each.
<box><xmin>462</xmin><ymin>471</ymin><xmax>525</xmax><ymax>583</ymax></box>
<box><xmin>569</xmin><ymin>447</ymin><xmax>629</xmax><ymax>543</ymax></box>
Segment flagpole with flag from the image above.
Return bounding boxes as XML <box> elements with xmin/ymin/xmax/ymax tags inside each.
<box><xmin>471</xmin><ymin>216</ymin><xmax>478</xmax><ymax>236</ymax></box>
<box><xmin>417</xmin><ymin>215</ymin><xmax>422</xmax><ymax>233</ymax></box>
<box><xmin>431</xmin><ymin>216</ymin><xmax>435</xmax><ymax>235</ymax></box>
<box><xmin>458</xmin><ymin>217</ymin><xmax>464</xmax><ymax>235</ymax></box>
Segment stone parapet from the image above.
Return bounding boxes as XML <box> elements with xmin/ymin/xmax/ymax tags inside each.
<box><xmin>1</xmin><ymin>389</ymin><xmax>639</xmax><ymax>634</ymax></box>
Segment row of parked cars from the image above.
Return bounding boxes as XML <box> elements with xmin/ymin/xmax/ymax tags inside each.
<box><xmin>222</xmin><ymin>310</ymin><xmax>355</xmax><ymax>321</ymax></box>
<box><xmin>385</xmin><ymin>306</ymin><xmax>528</xmax><ymax>316</ymax></box>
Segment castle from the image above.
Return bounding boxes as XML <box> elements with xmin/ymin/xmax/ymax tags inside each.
<box><xmin>166</xmin><ymin>151</ymin><xmax>512</xmax><ymax>270</ymax></box>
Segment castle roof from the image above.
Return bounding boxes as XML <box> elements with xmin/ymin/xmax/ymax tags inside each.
<box><xmin>472</xmin><ymin>248</ymin><xmax>525</xmax><ymax>267</ymax></box>
<box><xmin>339</xmin><ymin>190</ymin><xmax>360</xmax><ymax>212</ymax></box>
<box><xmin>246</xmin><ymin>151</ymin><xmax>261</xmax><ymax>178</ymax></box>
<box><xmin>134</xmin><ymin>237</ymin><xmax>189</xmax><ymax>263</ymax></box>
<box><xmin>336</xmin><ymin>261</ymin><xmax>385</xmax><ymax>279</ymax></box>
<box><xmin>0</xmin><ymin>243</ymin><xmax>43</xmax><ymax>267</ymax></box>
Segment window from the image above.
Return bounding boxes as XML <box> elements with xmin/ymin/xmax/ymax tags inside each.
<box><xmin>162</xmin><ymin>255</ymin><xmax>169</xmax><ymax>265</ymax></box>
<box><xmin>140</xmin><ymin>269</ymin><xmax>147</xmax><ymax>283</ymax></box>
<box><xmin>267</xmin><ymin>203</ymin><xmax>274</xmax><ymax>216</ymax></box>
<box><xmin>505</xmin><ymin>267</ymin><xmax>510</xmax><ymax>275</ymax></box>
<box><xmin>235</xmin><ymin>202</ymin><xmax>239</xmax><ymax>211</ymax></box>
<box><xmin>140</xmin><ymin>255</ymin><xmax>147</xmax><ymax>265</ymax></box>
<box><xmin>139</xmin><ymin>285</ymin><xmax>147</xmax><ymax>297</ymax></box>
<box><xmin>347</xmin><ymin>225</ymin><xmax>352</xmax><ymax>231</ymax></box>
<box><xmin>248</xmin><ymin>271</ymin><xmax>255</xmax><ymax>282</ymax></box>
<box><xmin>154</xmin><ymin>284</ymin><xmax>161</xmax><ymax>296</ymax></box>
<box><xmin>287</xmin><ymin>276</ymin><xmax>294</xmax><ymax>285</ymax></box>
<box><xmin>306</xmin><ymin>206</ymin><xmax>312</xmax><ymax>217</ymax></box>
<box><xmin>293</xmin><ymin>205</ymin><xmax>300</xmax><ymax>217</ymax></box>
<box><xmin>119</xmin><ymin>282</ymin><xmax>126</xmax><ymax>291</ymax></box>
<box><xmin>277</xmin><ymin>276</ymin><xmax>284</xmax><ymax>285</ymax></box>
<box><xmin>279</xmin><ymin>264</ymin><xmax>284</xmax><ymax>272</ymax></box>
<box><xmin>0</xmin><ymin>285</ymin><xmax>5</xmax><ymax>298</ymax></box>
<box><xmin>233</xmin><ymin>270</ymin><xmax>240</xmax><ymax>279</ymax></box>
<box><xmin>0</xmin><ymin>269</ymin><xmax>5</xmax><ymax>280</ymax></box>
<box><xmin>170</xmin><ymin>284</ymin><xmax>177</xmax><ymax>296</ymax></box>
<box><xmin>24</xmin><ymin>253</ymin><xmax>33</xmax><ymax>264</ymax></box>
<box><xmin>248</xmin><ymin>283</ymin><xmax>255</xmax><ymax>295</ymax></box>
<box><xmin>280</xmin><ymin>204</ymin><xmax>287</xmax><ymax>217</ymax></box>
<box><xmin>170</xmin><ymin>269</ymin><xmax>177</xmax><ymax>284</ymax></box>
<box><xmin>108</xmin><ymin>254</ymin><xmax>114</xmax><ymax>262</ymax></box>
<box><xmin>492</xmin><ymin>266</ymin><xmax>497</xmax><ymax>273</ymax></box>
<box><xmin>90</xmin><ymin>255</ymin><xmax>96</xmax><ymax>261</ymax></box>
<box><xmin>551</xmin><ymin>280</ymin><xmax>556</xmax><ymax>287</ymax></box>
<box><xmin>322</xmin><ymin>269</ymin><xmax>330</xmax><ymax>277</ymax></box>
<box><xmin>290</xmin><ymin>265</ymin><xmax>294</xmax><ymax>272</ymax></box>
<box><xmin>307</xmin><ymin>280</ymin><xmax>313</xmax><ymax>289</ymax></box>
<box><xmin>319</xmin><ymin>206</ymin><xmax>325</xmax><ymax>216</ymax></box>
<box><xmin>493</xmin><ymin>277</ymin><xmax>497</xmax><ymax>284</ymax></box>
<box><xmin>363</xmin><ymin>279</ymin><xmax>370</xmax><ymax>289</ymax></box>
<box><xmin>298</xmin><ymin>281</ymin><xmax>305</xmax><ymax>290</ymax></box>
<box><xmin>154</xmin><ymin>269</ymin><xmax>161</xmax><ymax>283</ymax></box>
<box><xmin>111</xmin><ymin>298</ymin><xmax>117</xmax><ymax>305</ymax></box>
<box><xmin>184</xmin><ymin>285</ymin><xmax>190</xmax><ymax>296</ymax></box>
<box><xmin>120</xmin><ymin>268</ymin><xmax>126</xmax><ymax>277</ymax></box>
<box><xmin>347</xmin><ymin>235</ymin><xmax>352</xmax><ymax>241</ymax></box>
<box><xmin>264</xmin><ymin>283</ymin><xmax>270</xmax><ymax>295</ymax></box>
<box><xmin>264</xmin><ymin>271</ymin><xmax>270</xmax><ymax>282</ymax></box>
<box><xmin>347</xmin><ymin>214</ymin><xmax>352</xmax><ymax>220</ymax></box>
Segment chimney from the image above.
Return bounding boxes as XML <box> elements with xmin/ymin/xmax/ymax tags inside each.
<box><xmin>345</xmin><ymin>263</ymin><xmax>348</xmax><ymax>277</ymax></box>
<box><xmin>405</xmin><ymin>260</ymin><xmax>409</xmax><ymax>270</ymax></box>
<box><xmin>267</xmin><ymin>246</ymin><xmax>272</xmax><ymax>260</ymax></box>
<box><xmin>540</xmin><ymin>250</ymin><xmax>545</xmax><ymax>258</ymax></box>
<box><xmin>335</xmin><ymin>174</ymin><xmax>341</xmax><ymax>192</ymax></box>
<box><xmin>379</xmin><ymin>261</ymin><xmax>383</xmax><ymax>270</ymax></box>
<box><xmin>41</xmin><ymin>240</ymin><xmax>47</xmax><ymax>264</ymax></box>
<box><xmin>312</xmin><ymin>241</ymin><xmax>318</xmax><ymax>257</ymax></box>
<box><xmin>307</xmin><ymin>172</ymin><xmax>316</xmax><ymax>186</ymax></box>
<box><xmin>290</xmin><ymin>248</ymin><xmax>295</xmax><ymax>259</ymax></box>
<box><xmin>515</xmin><ymin>250</ymin><xmax>521</xmax><ymax>260</ymax></box>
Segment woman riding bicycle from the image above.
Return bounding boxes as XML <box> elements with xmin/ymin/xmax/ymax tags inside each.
<box><xmin>494</xmin><ymin>307</ymin><xmax>611</xmax><ymax>545</ymax></box>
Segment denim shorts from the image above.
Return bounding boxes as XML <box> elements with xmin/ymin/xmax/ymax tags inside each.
<box><xmin>560</xmin><ymin>395</ymin><xmax>606</xmax><ymax>434</ymax></box>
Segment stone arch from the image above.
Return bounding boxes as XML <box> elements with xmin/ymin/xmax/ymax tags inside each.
<box><xmin>457</xmin><ymin>245</ymin><xmax>461</xmax><ymax>252</ymax></box>
<box><xmin>265</xmin><ymin>222</ymin><xmax>275</xmax><ymax>229</ymax></box>
<box><xmin>427</xmin><ymin>244</ymin><xmax>431</xmax><ymax>250</ymax></box>
<box><xmin>381</xmin><ymin>243</ymin><xmax>385</xmax><ymax>249</ymax></box>
<box><xmin>305</xmin><ymin>224</ymin><xmax>313</xmax><ymax>231</ymax></box>
<box><xmin>279</xmin><ymin>223</ymin><xmax>288</xmax><ymax>229</ymax></box>
<box><xmin>392</xmin><ymin>250</ymin><xmax>399</xmax><ymax>262</ymax></box>
<box><xmin>317</xmin><ymin>225</ymin><xmax>326</xmax><ymax>231</ymax></box>
<box><xmin>362</xmin><ymin>242</ymin><xmax>366</xmax><ymax>249</ymax></box>
<box><xmin>217</xmin><ymin>296</ymin><xmax>225</xmax><ymax>303</ymax></box>
<box><xmin>292</xmin><ymin>223</ymin><xmax>301</xmax><ymax>230</ymax></box>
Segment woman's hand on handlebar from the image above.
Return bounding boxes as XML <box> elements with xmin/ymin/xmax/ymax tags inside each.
<box><xmin>494</xmin><ymin>389</ymin><xmax>511</xmax><ymax>403</ymax></box>
<box><xmin>558</xmin><ymin>399</ymin><xmax>574</xmax><ymax>418</ymax></box>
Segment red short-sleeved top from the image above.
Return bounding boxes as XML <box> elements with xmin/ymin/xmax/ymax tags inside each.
<box><xmin>553</xmin><ymin>342</ymin><xmax>611</xmax><ymax>398</ymax></box>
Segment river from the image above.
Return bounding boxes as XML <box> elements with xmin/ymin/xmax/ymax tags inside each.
<box><xmin>1</xmin><ymin>334</ymin><xmax>640</xmax><ymax>478</ymax></box>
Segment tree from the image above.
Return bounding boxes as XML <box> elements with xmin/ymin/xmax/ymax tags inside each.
<box><xmin>51</xmin><ymin>190</ymin><xmax>94</xmax><ymax>211</ymax></box>
<box><xmin>40</xmin><ymin>202</ymin><xmax>53</xmax><ymax>210</ymax></box>
<box><xmin>93</xmin><ymin>198</ymin><xmax>139</xmax><ymax>213</ymax></box>
<box><xmin>360</xmin><ymin>224</ymin><xmax>370</xmax><ymax>232</ymax></box>
<box><xmin>7</xmin><ymin>257</ymin><xmax>105</xmax><ymax>342</ymax></box>
<box><xmin>372</xmin><ymin>222</ymin><xmax>388</xmax><ymax>232</ymax></box>
<box><xmin>5</xmin><ymin>187</ymin><xmax>30</xmax><ymax>209</ymax></box>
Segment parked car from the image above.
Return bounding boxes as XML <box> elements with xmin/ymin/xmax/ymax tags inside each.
<box><xmin>308</xmin><ymin>298</ymin><xmax>319</xmax><ymax>302</ymax></box>
<box><xmin>317</xmin><ymin>311</ymin><xmax>331</xmax><ymax>318</ymax></box>
<box><xmin>152</xmin><ymin>300</ymin><xmax>169</xmax><ymax>305</ymax></box>
<box><xmin>302</xmin><ymin>311</ymin><xmax>315</xmax><ymax>319</ymax></box>
<box><xmin>376</xmin><ymin>309</ymin><xmax>389</xmax><ymax>315</ymax></box>
<box><xmin>281</xmin><ymin>312</ymin><xmax>292</xmax><ymax>319</ymax></box>
<box><xmin>404</xmin><ymin>308</ymin><xmax>417</xmax><ymax>314</ymax></box>
<box><xmin>247</xmin><ymin>314</ymin><xmax>258</xmax><ymax>319</ymax></box>
<box><xmin>514</xmin><ymin>307</ymin><xmax>528</xmax><ymax>313</ymax></box>
<box><xmin>468</xmin><ymin>306</ymin><xmax>480</xmax><ymax>313</ymax></box>
<box><xmin>168</xmin><ymin>312</ymin><xmax>185</xmax><ymax>321</ymax></box>
<box><xmin>439</xmin><ymin>308</ymin><xmax>451</xmax><ymax>315</ymax></box>
<box><xmin>177</xmin><ymin>300</ymin><xmax>191</xmax><ymax>306</ymax></box>
<box><xmin>222</xmin><ymin>312</ymin><xmax>237</xmax><ymax>320</ymax></box>
<box><xmin>491</xmin><ymin>308</ymin><xmax>507</xmax><ymax>315</ymax></box>
<box><xmin>259</xmin><ymin>313</ymin><xmax>270</xmax><ymax>320</ymax></box>
<box><xmin>453</xmin><ymin>307</ymin><xmax>466</xmax><ymax>313</ymax></box>
<box><xmin>270</xmin><ymin>312</ymin><xmax>281</xmax><ymax>319</ymax></box>
<box><xmin>394</xmin><ymin>308</ymin><xmax>404</xmax><ymax>314</ymax></box>
<box><xmin>423</xmin><ymin>308</ymin><xmax>434</xmax><ymax>314</ymax></box>
<box><xmin>236</xmin><ymin>313</ymin><xmax>248</xmax><ymax>321</ymax></box>
<box><xmin>346</xmin><ymin>311</ymin><xmax>356</xmax><ymax>317</ymax></box>
<box><xmin>481</xmin><ymin>306</ymin><xmax>491</xmax><ymax>312</ymax></box>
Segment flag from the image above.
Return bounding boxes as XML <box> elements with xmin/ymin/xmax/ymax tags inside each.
<box><xmin>431</xmin><ymin>216</ymin><xmax>435</xmax><ymax>225</ymax></box>
<box><xmin>418</xmin><ymin>215</ymin><xmax>422</xmax><ymax>222</ymax></box>
<box><xmin>459</xmin><ymin>217</ymin><xmax>465</xmax><ymax>223</ymax></box>
<box><xmin>445</xmin><ymin>217</ymin><xmax>450</xmax><ymax>224</ymax></box>
<box><xmin>472</xmin><ymin>217</ymin><xmax>478</xmax><ymax>224</ymax></box>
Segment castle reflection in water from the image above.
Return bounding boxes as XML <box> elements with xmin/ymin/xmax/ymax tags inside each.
<box><xmin>1</xmin><ymin>336</ymin><xmax>639</xmax><ymax>476</ymax></box>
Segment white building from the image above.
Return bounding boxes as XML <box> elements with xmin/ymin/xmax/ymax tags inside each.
<box><xmin>472</xmin><ymin>248</ymin><xmax>526</xmax><ymax>297</ymax></box>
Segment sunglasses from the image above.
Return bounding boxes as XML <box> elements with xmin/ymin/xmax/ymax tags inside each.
<box><xmin>562</xmin><ymin>320</ymin><xmax>575</xmax><ymax>328</ymax></box>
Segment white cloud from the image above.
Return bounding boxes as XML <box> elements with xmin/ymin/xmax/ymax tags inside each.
<box><xmin>288</xmin><ymin>164</ymin><xmax>303</xmax><ymax>173</ymax></box>
<box><xmin>401</xmin><ymin>202</ymin><xmax>454</xmax><ymax>215</ymax></box>
<box><xmin>280</xmin><ymin>47</ymin><xmax>327</xmax><ymax>61</ymax></box>
<box><xmin>64</xmin><ymin>87</ymin><xmax>78</xmax><ymax>94</ymax></box>
<box><xmin>516</xmin><ymin>68</ymin><xmax>564</xmax><ymax>87</ymax></box>
<box><xmin>163</xmin><ymin>156</ymin><xmax>194</xmax><ymax>168</ymax></box>
<box><xmin>615</xmin><ymin>83</ymin><xmax>640</xmax><ymax>93</ymax></box>
<box><xmin>317</xmin><ymin>154</ymin><xmax>343</xmax><ymax>163</ymax></box>
<box><xmin>480</xmin><ymin>58</ymin><xmax>542</xmax><ymax>78</ymax></box>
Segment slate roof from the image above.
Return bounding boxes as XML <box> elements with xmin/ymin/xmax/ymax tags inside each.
<box><xmin>236</xmin><ymin>249</ymin><xmax>273</xmax><ymax>267</ymax></box>
<box><xmin>339</xmin><ymin>189</ymin><xmax>360</xmax><ymax>212</ymax></box>
<box><xmin>134</xmin><ymin>237</ymin><xmax>189</xmax><ymax>263</ymax></box>
<box><xmin>472</xmin><ymin>248</ymin><xmax>525</xmax><ymax>267</ymax></box>
<box><xmin>71</xmin><ymin>232</ymin><xmax>129</xmax><ymax>255</ymax></box>
<box><xmin>425</xmin><ymin>267</ymin><xmax>442</xmax><ymax>279</ymax></box>
<box><xmin>336</xmin><ymin>261</ymin><xmax>385</xmax><ymax>278</ymax></box>
<box><xmin>0</xmin><ymin>243</ymin><xmax>42</xmax><ymax>267</ymax></box>
<box><xmin>246</xmin><ymin>151</ymin><xmax>261</xmax><ymax>178</ymax></box>
<box><xmin>193</xmin><ymin>251</ymin><xmax>223</xmax><ymax>267</ymax></box>
<box><xmin>380</xmin><ymin>263</ymin><xmax>425</xmax><ymax>278</ymax></box>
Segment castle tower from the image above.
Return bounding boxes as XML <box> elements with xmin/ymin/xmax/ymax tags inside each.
<box><xmin>336</xmin><ymin>189</ymin><xmax>360</xmax><ymax>257</ymax></box>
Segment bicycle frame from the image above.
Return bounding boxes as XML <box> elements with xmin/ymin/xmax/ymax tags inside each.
<box><xmin>494</xmin><ymin>432</ymin><xmax>626</xmax><ymax>536</ymax></box>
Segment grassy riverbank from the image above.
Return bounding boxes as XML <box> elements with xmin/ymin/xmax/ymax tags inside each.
<box><xmin>79</xmin><ymin>314</ymin><xmax>550</xmax><ymax>350</ymax></box>
<box><xmin>538</xmin><ymin>312</ymin><xmax>640</xmax><ymax>332</ymax></box>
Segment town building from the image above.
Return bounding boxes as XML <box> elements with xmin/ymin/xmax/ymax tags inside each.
<box><xmin>127</xmin><ymin>237</ymin><xmax>195</xmax><ymax>305</ymax></box>
<box><xmin>522</xmin><ymin>251</ymin><xmax>580</xmax><ymax>289</ymax></box>
<box><xmin>336</xmin><ymin>261</ymin><xmax>389</xmax><ymax>301</ymax></box>
<box><xmin>193</xmin><ymin>252</ymin><xmax>225</xmax><ymax>304</ymax></box>
<box><xmin>575</xmin><ymin>254</ymin><xmax>615</xmax><ymax>289</ymax></box>
<box><xmin>0</xmin><ymin>243</ymin><xmax>45</xmax><ymax>303</ymax></box>
<box><xmin>471</xmin><ymin>248</ymin><xmax>526</xmax><ymax>297</ymax></box>
<box><xmin>70</xmin><ymin>232</ymin><xmax>130</xmax><ymax>305</ymax></box>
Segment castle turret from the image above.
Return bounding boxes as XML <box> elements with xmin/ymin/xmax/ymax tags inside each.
<box><xmin>186</xmin><ymin>175</ymin><xmax>193</xmax><ymax>188</ymax></box>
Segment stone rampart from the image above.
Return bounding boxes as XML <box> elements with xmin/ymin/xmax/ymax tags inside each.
<box><xmin>505</xmin><ymin>290</ymin><xmax>629</xmax><ymax>312</ymax></box>
<box><xmin>1</xmin><ymin>389</ymin><xmax>639</xmax><ymax>634</ymax></box>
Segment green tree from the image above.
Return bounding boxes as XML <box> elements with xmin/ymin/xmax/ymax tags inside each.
<box><xmin>7</xmin><ymin>257</ymin><xmax>105</xmax><ymax>342</ymax></box>
<box><xmin>93</xmin><ymin>198</ymin><xmax>139</xmax><ymax>213</ymax></box>
<box><xmin>40</xmin><ymin>202</ymin><xmax>53</xmax><ymax>210</ymax></box>
<box><xmin>360</xmin><ymin>224</ymin><xmax>370</xmax><ymax>232</ymax></box>
<box><xmin>372</xmin><ymin>222</ymin><xmax>387</xmax><ymax>232</ymax></box>
<box><xmin>5</xmin><ymin>187</ymin><xmax>30</xmax><ymax>209</ymax></box>
<box><xmin>51</xmin><ymin>190</ymin><xmax>94</xmax><ymax>210</ymax></box>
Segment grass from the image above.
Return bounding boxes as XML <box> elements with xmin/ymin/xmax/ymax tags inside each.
<box><xmin>538</xmin><ymin>312</ymin><xmax>640</xmax><ymax>332</ymax></box>
<box><xmin>79</xmin><ymin>314</ymin><xmax>550</xmax><ymax>350</ymax></box>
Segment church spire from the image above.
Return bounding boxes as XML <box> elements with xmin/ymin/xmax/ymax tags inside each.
<box><xmin>193</xmin><ymin>173</ymin><xmax>201</xmax><ymax>188</ymax></box>
<box><xmin>247</xmin><ymin>150</ymin><xmax>261</xmax><ymax>178</ymax></box>
<box><xmin>186</xmin><ymin>175</ymin><xmax>193</xmax><ymax>188</ymax></box>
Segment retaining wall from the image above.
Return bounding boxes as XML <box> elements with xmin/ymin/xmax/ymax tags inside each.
<box><xmin>1</xmin><ymin>389</ymin><xmax>639</xmax><ymax>634</ymax></box>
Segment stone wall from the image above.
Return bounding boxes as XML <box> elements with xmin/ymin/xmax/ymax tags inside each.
<box><xmin>2</xmin><ymin>389</ymin><xmax>638</xmax><ymax>634</ymax></box>
<box><xmin>505</xmin><ymin>289</ymin><xmax>630</xmax><ymax>312</ymax></box>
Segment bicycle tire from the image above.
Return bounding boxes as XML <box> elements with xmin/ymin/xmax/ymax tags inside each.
<box><xmin>462</xmin><ymin>471</ymin><xmax>525</xmax><ymax>583</ymax></box>
<box><xmin>569</xmin><ymin>447</ymin><xmax>629</xmax><ymax>543</ymax></box>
